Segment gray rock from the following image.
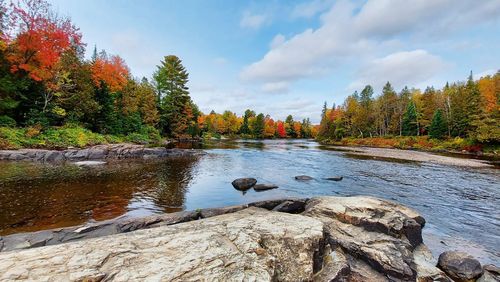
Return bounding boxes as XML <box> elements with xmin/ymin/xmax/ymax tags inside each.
<box><xmin>0</xmin><ymin>208</ymin><xmax>324</xmax><ymax>281</ymax></box>
<box><xmin>231</xmin><ymin>178</ymin><xmax>257</xmax><ymax>190</ymax></box>
<box><xmin>295</xmin><ymin>175</ymin><xmax>314</xmax><ymax>180</ymax></box>
<box><xmin>199</xmin><ymin>205</ymin><xmax>247</xmax><ymax>218</ymax></box>
<box><xmin>253</xmin><ymin>184</ymin><xmax>278</xmax><ymax>191</ymax></box>
<box><xmin>437</xmin><ymin>251</ymin><xmax>483</xmax><ymax>282</ymax></box>
<box><xmin>325</xmin><ymin>176</ymin><xmax>343</xmax><ymax>181</ymax></box>
<box><xmin>74</xmin><ymin>161</ymin><xmax>106</xmax><ymax>166</ymax></box>
<box><xmin>272</xmin><ymin>199</ymin><xmax>307</xmax><ymax>213</ymax></box>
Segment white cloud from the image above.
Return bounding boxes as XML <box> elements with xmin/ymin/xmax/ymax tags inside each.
<box><xmin>348</xmin><ymin>50</ymin><xmax>447</xmax><ymax>91</ymax></box>
<box><xmin>269</xmin><ymin>34</ymin><xmax>285</xmax><ymax>49</ymax></box>
<box><xmin>262</xmin><ymin>82</ymin><xmax>289</xmax><ymax>93</ymax></box>
<box><xmin>241</xmin><ymin>0</ymin><xmax>500</xmax><ymax>89</ymax></box>
<box><xmin>475</xmin><ymin>69</ymin><xmax>497</xmax><ymax>79</ymax></box>
<box><xmin>240</xmin><ymin>11</ymin><xmax>269</xmax><ymax>29</ymax></box>
<box><xmin>291</xmin><ymin>0</ymin><xmax>333</xmax><ymax>19</ymax></box>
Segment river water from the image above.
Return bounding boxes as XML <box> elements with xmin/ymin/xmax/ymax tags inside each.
<box><xmin>0</xmin><ymin>140</ymin><xmax>498</xmax><ymax>264</ymax></box>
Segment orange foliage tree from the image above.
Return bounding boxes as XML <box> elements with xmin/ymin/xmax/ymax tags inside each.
<box><xmin>276</xmin><ymin>121</ymin><xmax>286</xmax><ymax>138</ymax></box>
<box><xmin>91</xmin><ymin>54</ymin><xmax>129</xmax><ymax>93</ymax></box>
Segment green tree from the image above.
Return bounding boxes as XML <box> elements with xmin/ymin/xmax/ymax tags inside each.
<box><xmin>252</xmin><ymin>113</ymin><xmax>265</xmax><ymax>138</ymax></box>
<box><xmin>240</xmin><ymin>109</ymin><xmax>254</xmax><ymax>134</ymax></box>
<box><xmin>402</xmin><ymin>101</ymin><xmax>418</xmax><ymax>136</ymax></box>
<box><xmin>153</xmin><ymin>55</ymin><xmax>194</xmax><ymax>137</ymax></box>
<box><xmin>429</xmin><ymin>109</ymin><xmax>447</xmax><ymax>139</ymax></box>
<box><xmin>285</xmin><ymin>115</ymin><xmax>295</xmax><ymax>137</ymax></box>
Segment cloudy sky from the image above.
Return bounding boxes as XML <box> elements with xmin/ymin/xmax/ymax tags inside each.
<box><xmin>49</xmin><ymin>0</ymin><xmax>500</xmax><ymax>122</ymax></box>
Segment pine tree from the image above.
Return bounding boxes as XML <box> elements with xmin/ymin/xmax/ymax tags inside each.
<box><xmin>153</xmin><ymin>55</ymin><xmax>193</xmax><ymax>137</ymax></box>
<box><xmin>429</xmin><ymin>109</ymin><xmax>447</xmax><ymax>139</ymax></box>
<box><xmin>402</xmin><ymin>101</ymin><xmax>418</xmax><ymax>136</ymax></box>
<box><xmin>252</xmin><ymin>113</ymin><xmax>265</xmax><ymax>138</ymax></box>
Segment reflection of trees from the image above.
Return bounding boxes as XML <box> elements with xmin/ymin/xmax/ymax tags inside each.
<box><xmin>0</xmin><ymin>156</ymin><xmax>201</xmax><ymax>235</ymax></box>
<box><xmin>153</xmin><ymin>156</ymin><xmax>199</xmax><ymax>212</ymax></box>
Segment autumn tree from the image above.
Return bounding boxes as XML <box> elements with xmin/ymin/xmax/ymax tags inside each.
<box><xmin>5</xmin><ymin>0</ymin><xmax>82</xmax><ymax>114</ymax></box>
<box><xmin>276</xmin><ymin>121</ymin><xmax>286</xmax><ymax>138</ymax></box>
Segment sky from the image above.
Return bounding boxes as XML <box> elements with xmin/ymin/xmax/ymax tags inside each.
<box><xmin>48</xmin><ymin>0</ymin><xmax>500</xmax><ymax>123</ymax></box>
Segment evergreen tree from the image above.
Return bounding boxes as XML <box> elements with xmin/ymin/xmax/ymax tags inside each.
<box><xmin>153</xmin><ymin>55</ymin><xmax>193</xmax><ymax>137</ymax></box>
<box><xmin>285</xmin><ymin>115</ymin><xmax>295</xmax><ymax>137</ymax></box>
<box><xmin>402</xmin><ymin>101</ymin><xmax>418</xmax><ymax>136</ymax></box>
<box><xmin>429</xmin><ymin>109</ymin><xmax>447</xmax><ymax>139</ymax></box>
<box><xmin>321</xmin><ymin>101</ymin><xmax>327</xmax><ymax>120</ymax></box>
<box><xmin>240</xmin><ymin>109</ymin><xmax>254</xmax><ymax>134</ymax></box>
<box><xmin>252</xmin><ymin>113</ymin><xmax>265</xmax><ymax>138</ymax></box>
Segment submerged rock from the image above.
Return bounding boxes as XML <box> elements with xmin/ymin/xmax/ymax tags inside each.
<box><xmin>231</xmin><ymin>178</ymin><xmax>257</xmax><ymax>190</ymax></box>
<box><xmin>325</xmin><ymin>176</ymin><xmax>343</xmax><ymax>181</ymax></box>
<box><xmin>295</xmin><ymin>175</ymin><xmax>313</xmax><ymax>181</ymax></box>
<box><xmin>253</xmin><ymin>184</ymin><xmax>278</xmax><ymax>191</ymax></box>
<box><xmin>437</xmin><ymin>251</ymin><xmax>483</xmax><ymax>281</ymax></box>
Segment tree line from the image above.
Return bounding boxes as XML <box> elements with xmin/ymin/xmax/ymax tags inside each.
<box><xmin>0</xmin><ymin>0</ymin><xmax>315</xmax><ymax>141</ymax></box>
<box><xmin>317</xmin><ymin>73</ymin><xmax>499</xmax><ymax>143</ymax></box>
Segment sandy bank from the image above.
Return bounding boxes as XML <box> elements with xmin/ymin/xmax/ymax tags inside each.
<box><xmin>327</xmin><ymin>146</ymin><xmax>495</xmax><ymax>168</ymax></box>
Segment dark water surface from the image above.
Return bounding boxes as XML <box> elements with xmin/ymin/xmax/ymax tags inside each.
<box><xmin>0</xmin><ymin>140</ymin><xmax>498</xmax><ymax>264</ymax></box>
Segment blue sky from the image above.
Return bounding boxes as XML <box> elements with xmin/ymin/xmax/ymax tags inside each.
<box><xmin>49</xmin><ymin>0</ymin><xmax>500</xmax><ymax>122</ymax></box>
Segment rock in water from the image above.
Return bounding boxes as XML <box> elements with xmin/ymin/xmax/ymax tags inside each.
<box><xmin>437</xmin><ymin>251</ymin><xmax>483</xmax><ymax>281</ymax></box>
<box><xmin>295</xmin><ymin>175</ymin><xmax>313</xmax><ymax>181</ymax></box>
<box><xmin>253</xmin><ymin>184</ymin><xmax>278</xmax><ymax>191</ymax></box>
<box><xmin>231</xmin><ymin>178</ymin><xmax>257</xmax><ymax>190</ymax></box>
<box><xmin>325</xmin><ymin>176</ymin><xmax>343</xmax><ymax>181</ymax></box>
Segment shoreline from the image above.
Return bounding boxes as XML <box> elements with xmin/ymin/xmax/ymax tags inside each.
<box><xmin>0</xmin><ymin>143</ymin><xmax>205</xmax><ymax>162</ymax></box>
<box><xmin>324</xmin><ymin>145</ymin><xmax>496</xmax><ymax>168</ymax></box>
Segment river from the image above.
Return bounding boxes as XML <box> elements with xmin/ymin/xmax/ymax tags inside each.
<box><xmin>0</xmin><ymin>140</ymin><xmax>498</xmax><ymax>264</ymax></box>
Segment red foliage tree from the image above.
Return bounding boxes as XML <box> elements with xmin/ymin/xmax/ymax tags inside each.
<box><xmin>5</xmin><ymin>0</ymin><xmax>83</xmax><ymax>110</ymax></box>
<box><xmin>6</xmin><ymin>0</ymin><xmax>82</xmax><ymax>80</ymax></box>
<box><xmin>91</xmin><ymin>55</ymin><xmax>129</xmax><ymax>93</ymax></box>
<box><xmin>276</xmin><ymin>121</ymin><xmax>286</xmax><ymax>138</ymax></box>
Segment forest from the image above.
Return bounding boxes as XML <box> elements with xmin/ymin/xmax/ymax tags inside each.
<box><xmin>0</xmin><ymin>0</ymin><xmax>313</xmax><ymax>149</ymax></box>
<box><xmin>316</xmin><ymin>73</ymin><xmax>499</xmax><ymax>151</ymax></box>
<box><xmin>0</xmin><ymin>0</ymin><xmax>498</xmax><ymax>152</ymax></box>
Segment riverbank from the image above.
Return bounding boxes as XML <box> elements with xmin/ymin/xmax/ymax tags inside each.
<box><xmin>325</xmin><ymin>145</ymin><xmax>495</xmax><ymax>168</ymax></box>
<box><xmin>0</xmin><ymin>143</ymin><xmax>204</xmax><ymax>162</ymax></box>
<box><xmin>321</xmin><ymin>136</ymin><xmax>499</xmax><ymax>157</ymax></box>
<box><xmin>1</xmin><ymin>196</ymin><xmax>496</xmax><ymax>281</ymax></box>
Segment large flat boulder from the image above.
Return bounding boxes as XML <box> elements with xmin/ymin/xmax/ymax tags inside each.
<box><xmin>0</xmin><ymin>207</ymin><xmax>324</xmax><ymax>281</ymax></box>
<box><xmin>304</xmin><ymin>196</ymin><xmax>442</xmax><ymax>281</ymax></box>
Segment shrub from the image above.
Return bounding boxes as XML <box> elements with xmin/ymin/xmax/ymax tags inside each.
<box><xmin>0</xmin><ymin>116</ymin><xmax>16</xmax><ymax>127</ymax></box>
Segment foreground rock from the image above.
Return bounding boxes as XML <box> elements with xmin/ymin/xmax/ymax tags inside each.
<box><xmin>253</xmin><ymin>184</ymin><xmax>278</xmax><ymax>191</ymax></box>
<box><xmin>0</xmin><ymin>208</ymin><xmax>324</xmax><ymax>281</ymax></box>
<box><xmin>0</xmin><ymin>196</ymin><xmax>470</xmax><ymax>281</ymax></box>
<box><xmin>0</xmin><ymin>143</ymin><xmax>204</xmax><ymax>162</ymax></box>
<box><xmin>231</xmin><ymin>177</ymin><xmax>257</xmax><ymax>190</ymax></box>
<box><xmin>438</xmin><ymin>251</ymin><xmax>483</xmax><ymax>281</ymax></box>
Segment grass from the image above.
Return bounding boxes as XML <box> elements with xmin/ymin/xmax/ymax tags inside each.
<box><xmin>320</xmin><ymin>136</ymin><xmax>499</xmax><ymax>155</ymax></box>
<box><xmin>0</xmin><ymin>125</ymin><xmax>163</xmax><ymax>150</ymax></box>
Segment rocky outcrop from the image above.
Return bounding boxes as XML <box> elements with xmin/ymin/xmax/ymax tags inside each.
<box><xmin>231</xmin><ymin>178</ymin><xmax>257</xmax><ymax>190</ymax></box>
<box><xmin>0</xmin><ymin>208</ymin><xmax>324</xmax><ymax>281</ymax></box>
<box><xmin>0</xmin><ymin>196</ymin><xmax>480</xmax><ymax>281</ymax></box>
<box><xmin>437</xmin><ymin>251</ymin><xmax>483</xmax><ymax>281</ymax></box>
<box><xmin>0</xmin><ymin>143</ymin><xmax>204</xmax><ymax>162</ymax></box>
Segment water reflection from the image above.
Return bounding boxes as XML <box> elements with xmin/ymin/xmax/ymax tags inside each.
<box><xmin>0</xmin><ymin>156</ymin><xmax>200</xmax><ymax>235</ymax></box>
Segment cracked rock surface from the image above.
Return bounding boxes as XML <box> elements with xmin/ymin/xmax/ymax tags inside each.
<box><xmin>0</xmin><ymin>196</ymin><xmax>489</xmax><ymax>281</ymax></box>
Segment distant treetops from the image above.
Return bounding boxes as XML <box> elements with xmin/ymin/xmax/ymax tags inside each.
<box><xmin>317</xmin><ymin>72</ymin><xmax>499</xmax><ymax>143</ymax></box>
